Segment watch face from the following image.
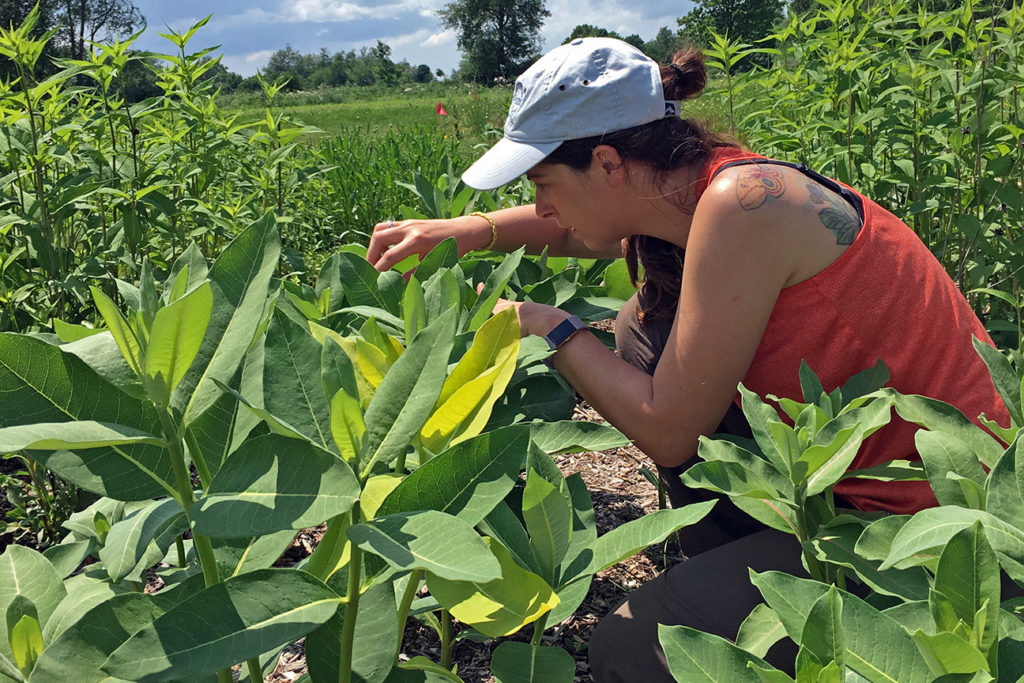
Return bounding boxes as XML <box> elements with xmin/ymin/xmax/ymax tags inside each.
<box><xmin>545</xmin><ymin>316</ymin><xmax>586</xmax><ymax>350</ymax></box>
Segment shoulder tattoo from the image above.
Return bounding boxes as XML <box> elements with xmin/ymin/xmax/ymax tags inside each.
<box><xmin>735</xmin><ymin>165</ymin><xmax>786</xmax><ymax>210</ymax></box>
<box><xmin>805</xmin><ymin>181</ymin><xmax>861</xmax><ymax>245</ymax></box>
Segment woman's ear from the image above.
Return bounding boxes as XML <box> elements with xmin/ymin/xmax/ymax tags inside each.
<box><xmin>592</xmin><ymin>145</ymin><xmax>626</xmax><ymax>183</ymax></box>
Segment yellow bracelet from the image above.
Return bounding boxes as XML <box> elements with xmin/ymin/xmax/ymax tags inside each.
<box><xmin>470</xmin><ymin>212</ymin><xmax>498</xmax><ymax>251</ymax></box>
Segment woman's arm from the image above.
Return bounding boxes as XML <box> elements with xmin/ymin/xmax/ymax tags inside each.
<box><xmin>366</xmin><ymin>205</ymin><xmax>622</xmax><ymax>272</ymax></box>
<box><xmin>507</xmin><ymin>179</ymin><xmax>800</xmax><ymax>468</ymax></box>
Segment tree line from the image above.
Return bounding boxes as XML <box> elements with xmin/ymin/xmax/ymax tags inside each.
<box><xmin>1</xmin><ymin>0</ymin><xmax>967</xmax><ymax>101</ymax></box>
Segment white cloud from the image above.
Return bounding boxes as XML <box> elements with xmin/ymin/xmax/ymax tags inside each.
<box><xmin>422</xmin><ymin>28</ymin><xmax>455</xmax><ymax>48</ymax></box>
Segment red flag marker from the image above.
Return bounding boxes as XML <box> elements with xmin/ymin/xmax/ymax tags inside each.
<box><xmin>436</xmin><ymin>102</ymin><xmax>448</xmax><ymax>116</ymax></box>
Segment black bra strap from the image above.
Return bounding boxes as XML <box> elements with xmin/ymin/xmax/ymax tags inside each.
<box><xmin>710</xmin><ymin>158</ymin><xmax>865</xmax><ymax>225</ymax></box>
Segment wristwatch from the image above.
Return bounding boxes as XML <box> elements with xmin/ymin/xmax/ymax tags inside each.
<box><xmin>543</xmin><ymin>315</ymin><xmax>587</xmax><ymax>352</ymax></box>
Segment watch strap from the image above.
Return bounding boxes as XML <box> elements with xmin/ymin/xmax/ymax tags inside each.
<box><xmin>543</xmin><ymin>315</ymin><xmax>587</xmax><ymax>351</ymax></box>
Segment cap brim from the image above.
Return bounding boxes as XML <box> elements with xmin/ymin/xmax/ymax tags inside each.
<box><xmin>461</xmin><ymin>137</ymin><xmax>561</xmax><ymax>190</ymax></box>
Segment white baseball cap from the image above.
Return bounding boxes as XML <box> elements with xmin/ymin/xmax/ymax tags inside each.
<box><xmin>461</xmin><ymin>37</ymin><xmax>681</xmax><ymax>191</ymax></box>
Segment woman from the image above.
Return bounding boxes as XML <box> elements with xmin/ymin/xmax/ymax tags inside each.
<box><xmin>367</xmin><ymin>37</ymin><xmax>1007</xmax><ymax>681</ymax></box>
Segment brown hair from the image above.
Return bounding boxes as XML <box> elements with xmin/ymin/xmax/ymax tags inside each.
<box><xmin>543</xmin><ymin>47</ymin><xmax>738</xmax><ymax>321</ymax></box>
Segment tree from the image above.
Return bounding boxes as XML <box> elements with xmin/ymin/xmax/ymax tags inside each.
<box><xmin>676</xmin><ymin>0</ymin><xmax>784</xmax><ymax>48</ymax></box>
<box><xmin>563</xmin><ymin>24</ymin><xmax>644</xmax><ymax>50</ymax></box>
<box><xmin>371</xmin><ymin>40</ymin><xmax>402</xmax><ymax>87</ymax></box>
<box><xmin>56</xmin><ymin>0</ymin><xmax>144</xmax><ymax>61</ymax></box>
<box><xmin>412</xmin><ymin>63</ymin><xmax>435</xmax><ymax>83</ymax></box>
<box><xmin>438</xmin><ymin>0</ymin><xmax>549</xmax><ymax>83</ymax></box>
<box><xmin>642</xmin><ymin>25</ymin><xmax>689</xmax><ymax>63</ymax></box>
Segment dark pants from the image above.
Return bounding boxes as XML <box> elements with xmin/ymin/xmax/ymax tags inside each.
<box><xmin>589</xmin><ymin>293</ymin><xmax>803</xmax><ymax>681</ymax></box>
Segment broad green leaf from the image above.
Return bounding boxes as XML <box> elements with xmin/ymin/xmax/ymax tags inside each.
<box><xmin>211</xmin><ymin>530</ymin><xmax>298</xmax><ymax>579</ymax></box>
<box><xmin>165</xmin><ymin>245</ymin><xmax>208</xmax><ymax>302</ymax></box>
<box><xmin>384</xmin><ymin>656</ymin><xmax>462</xmax><ymax>682</ymax></box>
<box><xmin>911</xmin><ymin>631</ymin><xmax>990</xmax><ymax>676</ymax></box>
<box><xmin>555</xmin><ymin>473</ymin><xmax>598</xmax><ymax>590</ymax></box>
<box><xmin>810</xmin><ymin>518</ymin><xmax>930</xmax><ymax>601</ymax></box>
<box><xmin>804</xmin><ymin>398</ymin><xmax>894</xmax><ymax>495</ymax></box>
<box><xmin>422</xmin><ymin>269</ymin><xmax>461</xmax><ymax>327</ymax></box>
<box><xmin>347</xmin><ymin>510</ymin><xmax>501</xmax><ymax>582</ymax></box>
<box><xmin>89</xmin><ymin>287</ymin><xmax>142</xmax><ymax>376</ymax></box>
<box><xmin>0</xmin><ymin>650</ymin><xmax>22</xmax><ymax>682</ymax></box>
<box><xmin>435</xmin><ymin>308</ymin><xmax>518</xmax><ymax>407</ymax></box>
<box><xmin>330</xmin><ymin>387</ymin><xmax>366</xmax><ymax>464</ymax></box>
<box><xmin>361</xmin><ymin>308</ymin><xmax>457</xmax><ymax>475</ymax></box>
<box><xmin>750</xmin><ymin>570</ymin><xmax>931</xmax><ymax>683</ymax></box>
<box><xmin>522</xmin><ymin>469</ymin><xmax>572</xmax><ymax>585</ymax></box>
<box><xmin>143</xmin><ymin>282</ymin><xmax>213</xmax><ymax>407</ymax></box>
<box><xmin>467</xmin><ymin>248</ymin><xmax>524</xmax><ymax>331</ymax></box>
<box><xmin>658</xmin><ymin>624</ymin><xmax>768</xmax><ymax>682</ymax></box>
<box><xmin>426</xmin><ymin>537</ymin><xmax>558</xmax><ymax>637</ymax></box>
<box><xmin>933</xmin><ymin>521</ymin><xmax>999</xmax><ymax>655</ymax></box>
<box><xmin>414</xmin><ymin>238</ymin><xmax>459</xmax><ymax>283</ymax></box>
<box><xmin>0</xmin><ymin>547</ymin><xmax>64</xmax><ymax>667</ymax></box>
<box><xmin>41</xmin><ymin>575</ymin><xmax>126</xmax><ymax>643</ymax></box>
<box><xmin>102</xmin><ymin>569</ymin><xmax>339</xmax><ymax>682</ymax></box>
<box><xmin>303</xmin><ymin>513</ymin><xmax>351</xmax><ymax>582</ymax></box>
<box><xmin>99</xmin><ymin>497</ymin><xmax>187</xmax><ymax>583</ymax></box>
<box><xmin>560</xmin><ymin>501</ymin><xmax>716</xmax><ymax>584</ymax></box>
<box><xmin>377</xmin><ymin>426</ymin><xmax>527</xmax><ymax>525</ymax></box>
<box><xmin>310</xmin><ymin>323</ymin><xmax>372</xmax><ymax>404</ymax></box>
<box><xmin>528</xmin><ymin>420</ymin><xmax>629</xmax><ymax>455</ymax></box>
<box><xmin>972</xmin><ymin>336</ymin><xmax>1022</xmax><ymax>427</ymax></box>
<box><xmin>478</xmin><ymin>501</ymin><xmax>539</xmax><ymax>576</ymax></box>
<box><xmin>335</xmin><ymin>250</ymin><xmax>396</xmax><ymax>310</ymax></box>
<box><xmin>799</xmin><ymin>360</ymin><xmax>826</xmax><ymax>404</ymax></box>
<box><xmin>736</xmin><ymin>604</ymin><xmax>786</xmax><ymax>659</ymax></box>
<box><xmin>187</xmin><ymin>375</ymin><xmax>255</xmax><ymax>479</ymax></box>
<box><xmin>30</xmin><ymin>592</ymin><xmax>166</xmax><ymax>683</ymax></box>
<box><xmin>545</xmin><ymin>574</ymin><xmax>591</xmax><ymax>627</ymax></box>
<box><xmin>915</xmin><ymin>431</ymin><xmax>988</xmax><ymax>508</ymax></box>
<box><xmin>694</xmin><ymin>435</ymin><xmax>793</xmax><ymax>499</ymax></box>
<box><xmin>305</xmin><ymin>579</ymin><xmax>397</xmax><ymax>683</ymax></box>
<box><xmin>356</xmin><ymin>337</ymin><xmax>391</xmax><ymax>389</ymax></box>
<box><xmin>42</xmin><ymin>539</ymin><xmax>93</xmax><ymax>579</ymax></box>
<box><xmin>0</xmin><ymin>334</ymin><xmax>174</xmax><ymax>500</ymax></box>
<box><xmin>263</xmin><ymin>309</ymin><xmax>333</xmax><ymax>451</ymax></box>
<box><xmin>490</xmin><ymin>641</ymin><xmax>574</xmax><ymax>683</ymax></box>
<box><xmin>880</xmin><ymin>507</ymin><xmax>1024</xmax><ymax>583</ymax></box>
<box><xmin>854</xmin><ymin>515</ymin><xmax>912</xmax><ymax>562</ymax></box>
<box><xmin>801</xmin><ymin>587</ymin><xmax>845</xmax><ymax>670</ymax></box>
<box><xmin>740</xmin><ymin>383</ymin><xmax>789</xmax><ymax>474</ymax></box>
<box><xmin>173</xmin><ymin>213</ymin><xmax>280</xmax><ymax>425</ymax></box>
<box><xmin>894</xmin><ymin>394</ymin><xmax>1003</xmax><ymax>469</ymax></box>
<box><xmin>987</xmin><ymin>434</ymin><xmax>1024</xmax><ymax>531</ymax></box>
<box><xmin>0</xmin><ymin>421</ymin><xmax>162</xmax><ymax>451</ymax></box>
<box><xmin>837</xmin><ymin>360</ymin><xmax>890</xmax><ymax>404</ymax></box>
<box><xmin>192</xmin><ymin>433</ymin><xmax>359</xmax><ymax>538</ymax></box>
<box><xmin>321</xmin><ymin>334</ymin><xmax>359</xmax><ymax>409</ymax></box>
<box><xmin>58</xmin><ymin>332</ymin><xmax>145</xmax><ymax>400</ymax></box>
<box><xmin>404</xmin><ymin>275</ymin><xmax>427</xmax><ymax>342</ymax></box>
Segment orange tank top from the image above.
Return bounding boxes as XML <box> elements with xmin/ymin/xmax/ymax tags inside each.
<box><xmin>698</xmin><ymin>147</ymin><xmax>1009</xmax><ymax>514</ymax></box>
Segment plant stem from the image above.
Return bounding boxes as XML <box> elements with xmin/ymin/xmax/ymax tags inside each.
<box><xmin>339</xmin><ymin>502</ymin><xmax>363</xmax><ymax>683</ymax></box>
<box><xmin>246</xmin><ymin>657</ymin><xmax>263</xmax><ymax>682</ymax></box>
<box><xmin>440</xmin><ymin>608</ymin><xmax>453</xmax><ymax>670</ymax></box>
<box><xmin>184</xmin><ymin>427</ymin><xmax>214</xmax><ymax>491</ymax></box>
<box><xmin>175</xmin><ymin>536</ymin><xmax>186</xmax><ymax>567</ymax></box>
<box><xmin>530</xmin><ymin>613</ymin><xmax>550</xmax><ymax>646</ymax></box>
<box><xmin>394</xmin><ymin>569</ymin><xmax>423</xmax><ymax>665</ymax></box>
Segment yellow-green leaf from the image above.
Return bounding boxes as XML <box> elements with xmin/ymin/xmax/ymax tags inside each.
<box><xmin>9</xmin><ymin>613</ymin><xmax>42</xmax><ymax>676</ymax></box>
<box><xmin>361</xmin><ymin>474</ymin><xmax>404</xmax><ymax>520</ymax></box>
<box><xmin>437</xmin><ymin>307</ymin><xmax>519</xmax><ymax>407</ymax></box>
<box><xmin>356</xmin><ymin>337</ymin><xmax>390</xmax><ymax>389</ymax></box>
<box><xmin>330</xmin><ymin>388</ymin><xmax>366</xmax><ymax>464</ymax></box>
<box><xmin>426</xmin><ymin>538</ymin><xmax>558</xmax><ymax>637</ymax></box>
<box><xmin>144</xmin><ymin>282</ymin><xmax>213</xmax><ymax>406</ymax></box>
<box><xmin>90</xmin><ymin>286</ymin><xmax>142</xmax><ymax>375</ymax></box>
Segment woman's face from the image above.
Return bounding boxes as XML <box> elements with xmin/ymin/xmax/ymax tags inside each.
<box><xmin>527</xmin><ymin>161</ymin><xmax>621</xmax><ymax>250</ymax></box>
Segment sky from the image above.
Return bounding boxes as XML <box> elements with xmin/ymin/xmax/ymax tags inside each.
<box><xmin>130</xmin><ymin>0</ymin><xmax>695</xmax><ymax>78</ymax></box>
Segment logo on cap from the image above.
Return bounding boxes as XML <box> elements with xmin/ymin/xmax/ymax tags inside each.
<box><xmin>510</xmin><ymin>81</ymin><xmax>527</xmax><ymax>116</ymax></box>
<box><xmin>664</xmin><ymin>102</ymin><xmax>678</xmax><ymax>116</ymax></box>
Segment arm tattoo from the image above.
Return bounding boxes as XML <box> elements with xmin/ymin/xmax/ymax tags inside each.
<box><xmin>805</xmin><ymin>181</ymin><xmax>861</xmax><ymax>245</ymax></box>
<box><xmin>735</xmin><ymin>166</ymin><xmax>786</xmax><ymax>210</ymax></box>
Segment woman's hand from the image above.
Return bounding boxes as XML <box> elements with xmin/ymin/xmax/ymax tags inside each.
<box><xmin>485</xmin><ymin>284</ymin><xmax>568</xmax><ymax>338</ymax></box>
<box><xmin>367</xmin><ymin>215</ymin><xmax>492</xmax><ymax>272</ymax></box>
